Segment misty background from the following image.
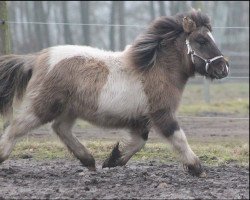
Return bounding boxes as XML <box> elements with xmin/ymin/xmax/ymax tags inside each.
<box><xmin>5</xmin><ymin>1</ymin><xmax>249</xmax><ymax>78</ymax></box>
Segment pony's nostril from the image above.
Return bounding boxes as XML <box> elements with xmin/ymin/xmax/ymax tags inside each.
<box><xmin>215</xmin><ymin>69</ymin><xmax>223</xmax><ymax>75</ymax></box>
<box><xmin>221</xmin><ymin>64</ymin><xmax>229</xmax><ymax>75</ymax></box>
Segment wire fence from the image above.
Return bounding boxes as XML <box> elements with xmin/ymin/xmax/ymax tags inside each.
<box><xmin>2</xmin><ymin>20</ymin><xmax>250</xmax><ymax>29</ymax></box>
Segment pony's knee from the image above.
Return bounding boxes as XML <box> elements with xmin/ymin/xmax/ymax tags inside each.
<box><xmin>151</xmin><ymin>109</ymin><xmax>180</xmax><ymax>137</ymax></box>
<box><xmin>160</xmin><ymin>120</ymin><xmax>180</xmax><ymax>137</ymax></box>
<box><xmin>154</xmin><ymin>119</ymin><xmax>180</xmax><ymax>138</ymax></box>
<box><xmin>51</xmin><ymin>121</ymin><xmax>60</xmax><ymax>132</ymax></box>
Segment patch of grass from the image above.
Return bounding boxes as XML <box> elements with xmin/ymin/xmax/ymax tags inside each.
<box><xmin>10</xmin><ymin>138</ymin><xmax>249</xmax><ymax>166</ymax></box>
<box><xmin>190</xmin><ymin>140</ymin><xmax>249</xmax><ymax>166</ymax></box>
<box><xmin>12</xmin><ymin>138</ymin><xmax>71</xmax><ymax>160</ymax></box>
<box><xmin>179</xmin><ymin>99</ymin><xmax>249</xmax><ymax>116</ymax></box>
<box><xmin>183</xmin><ymin>82</ymin><xmax>249</xmax><ymax>104</ymax></box>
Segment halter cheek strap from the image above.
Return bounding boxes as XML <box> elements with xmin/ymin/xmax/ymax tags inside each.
<box><xmin>186</xmin><ymin>39</ymin><xmax>223</xmax><ymax>72</ymax></box>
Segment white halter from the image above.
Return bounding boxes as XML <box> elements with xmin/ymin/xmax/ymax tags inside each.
<box><xmin>185</xmin><ymin>39</ymin><xmax>223</xmax><ymax>72</ymax></box>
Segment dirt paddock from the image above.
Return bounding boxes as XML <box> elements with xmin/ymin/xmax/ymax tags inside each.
<box><xmin>0</xmin><ymin>116</ymin><xmax>249</xmax><ymax>199</ymax></box>
<box><xmin>0</xmin><ymin>159</ymin><xmax>249</xmax><ymax>199</ymax></box>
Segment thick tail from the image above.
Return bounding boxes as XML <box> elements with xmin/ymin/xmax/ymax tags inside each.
<box><xmin>0</xmin><ymin>54</ymin><xmax>34</xmax><ymax>118</ymax></box>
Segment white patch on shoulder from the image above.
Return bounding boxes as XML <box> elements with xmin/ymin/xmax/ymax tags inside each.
<box><xmin>207</xmin><ymin>31</ymin><xmax>215</xmax><ymax>42</ymax></box>
<box><xmin>48</xmin><ymin>45</ymin><xmax>119</xmax><ymax>73</ymax></box>
<box><xmin>97</xmin><ymin>61</ymin><xmax>149</xmax><ymax>119</ymax></box>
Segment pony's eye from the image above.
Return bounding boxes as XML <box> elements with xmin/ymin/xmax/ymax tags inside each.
<box><xmin>196</xmin><ymin>37</ymin><xmax>207</xmax><ymax>45</ymax></box>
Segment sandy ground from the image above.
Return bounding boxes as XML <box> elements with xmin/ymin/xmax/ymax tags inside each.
<box><xmin>0</xmin><ymin>116</ymin><xmax>249</xmax><ymax>199</ymax></box>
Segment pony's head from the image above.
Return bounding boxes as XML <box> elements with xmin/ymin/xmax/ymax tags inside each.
<box><xmin>182</xmin><ymin>11</ymin><xmax>229</xmax><ymax>79</ymax></box>
<box><xmin>129</xmin><ymin>10</ymin><xmax>229</xmax><ymax>80</ymax></box>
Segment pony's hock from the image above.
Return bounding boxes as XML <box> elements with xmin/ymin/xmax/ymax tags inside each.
<box><xmin>0</xmin><ymin>10</ymin><xmax>229</xmax><ymax>177</ymax></box>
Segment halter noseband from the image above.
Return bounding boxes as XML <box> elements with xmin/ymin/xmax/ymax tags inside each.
<box><xmin>185</xmin><ymin>39</ymin><xmax>223</xmax><ymax>72</ymax></box>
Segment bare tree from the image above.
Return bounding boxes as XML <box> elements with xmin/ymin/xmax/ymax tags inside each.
<box><xmin>170</xmin><ymin>2</ymin><xmax>178</xmax><ymax>15</ymax></box>
<box><xmin>24</xmin><ymin>2</ymin><xmax>33</xmax><ymax>42</ymax></box>
<box><xmin>7</xmin><ymin>1</ymin><xmax>16</xmax><ymax>52</ymax></box>
<box><xmin>109</xmin><ymin>1</ymin><xmax>116</xmax><ymax>50</ymax></box>
<box><xmin>118</xmin><ymin>1</ymin><xmax>125</xmax><ymax>50</ymax></box>
<box><xmin>80</xmin><ymin>1</ymin><xmax>91</xmax><ymax>45</ymax></box>
<box><xmin>61</xmin><ymin>1</ymin><xmax>73</xmax><ymax>44</ymax></box>
<box><xmin>33</xmin><ymin>1</ymin><xmax>51</xmax><ymax>49</ymax></box>
<box><xmin>0</xmin><ymin>1</ymin><xmax>11</xmax><ymax>54</ymax></box>
<box><xmin>33</xmin><ymin>1</ymin><xmax>43</xmax><ymax>50</ymax></box>
<box><xmin>149</xmin><ymin>1</ymin><xmax>155</xmax><ymax>21</ymax></box>
<box><xmin>20</xmin><ymin>2</ymin><xmax>26</xmax><ymax>45</ymax></box>
<box><xmin>158</xmin><ymin>1</ymin><xmax>166</xmax><ymax>16</ymax></box>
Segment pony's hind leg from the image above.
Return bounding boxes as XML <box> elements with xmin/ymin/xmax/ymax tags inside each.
<box><xmin>102</xmin><ymin>118</ymin><xmax>149</xmax><ymax>168</ymax></box>
<box><xmin>2</xmin><ymin>107</ymin><xmax>13</xmax><ymax>130</ymax></box>
<box><xmin>52</xmin><ymin>116</ymin><xmax>96</xmax><ymax>171</ymax></box>
<box><xmin>0</xmin><ymin>112</ymin><xmax>41</xmax><ymax>163</ymax></box>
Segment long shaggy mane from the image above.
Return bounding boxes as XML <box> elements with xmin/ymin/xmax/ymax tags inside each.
<box><xmin>129</xmin><ymin>10</ymin><xmax>212</xmax><ymax>71</ymax></box>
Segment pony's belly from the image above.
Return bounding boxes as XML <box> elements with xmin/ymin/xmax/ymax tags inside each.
<box><xmin>97</xmin><ymin>71</ymin><xmax>149</xmax><ymax>119</ymax></box>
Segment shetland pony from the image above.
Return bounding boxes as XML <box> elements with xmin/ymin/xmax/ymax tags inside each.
<box><xmin>0</xmin><ymin>10</ymin><xmax>228</xmax><ymax>176</ymax></box>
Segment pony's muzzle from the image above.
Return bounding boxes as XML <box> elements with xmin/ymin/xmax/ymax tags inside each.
<box><xmin>210</xmin><ymin>60</ymin><xmax>229</xmax><ymax>79</ymax></box>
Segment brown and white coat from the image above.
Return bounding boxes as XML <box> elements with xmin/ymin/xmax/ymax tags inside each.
<box><xmin>0</xmin><ymin>10</ymin><xmax>229</xmax><ymax>176</ymax></box>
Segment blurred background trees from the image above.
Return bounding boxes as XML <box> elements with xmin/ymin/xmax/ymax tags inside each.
<box><xmin>4</xmin><ymin>1</ymin><xmax>249</xmax><ymax>77</ymax></box>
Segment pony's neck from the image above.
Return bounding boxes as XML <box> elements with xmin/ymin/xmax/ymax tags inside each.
<box><xmin>124</xmin><ymin>43</ymin><xmax>190</xmax><ymax>91</ymax></box>
<box><xmin>154</xmin><ymin>47</ymin><xmax>190</xmax><ymax>91</ymax></box>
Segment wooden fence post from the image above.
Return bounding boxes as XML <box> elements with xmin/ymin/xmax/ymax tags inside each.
<box><xmin>0</xmin><ymin>1</ymin><xmax>11</xmax><ymax>55</ymax></box>
<box><xmin>203</xmin><ymin>78</ymin><xmax>210</xmax><ymax>103</ymax></box>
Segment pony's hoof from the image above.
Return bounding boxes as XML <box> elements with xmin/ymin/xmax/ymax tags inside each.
<box><xmin>102</xmin><ymin>156</ymin><xmax>121</xmax><ymax>168</ymax></box>
<box><xmin>87</xmin><ymin>166</ymin><xmax>96</xmax><ymax>171</ymax></box>
<box><xmin>102</xmin><ymin>158</ymin><xmax>125</xmax><ymax>168</ymax></box>
<box><xmin>183</xmin><ymin>163</ymin><xmax>205</xmax><ymax>177</ymax></box>
<box><xmin>0</xmin><ymin>155</ymin><xmax>7</xmax><ymax>164</ymax></box>
<box><xmin>79</xmin><ymin>156</ymin><xmax>96</xmax><ymax>171</ymax></box>
<box><xmin>102</xmin><ymin>142</ymin><xmax>123</xmax><ymax>168</ymax></box>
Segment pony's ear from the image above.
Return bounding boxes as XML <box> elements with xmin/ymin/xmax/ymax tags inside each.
<box><xmin>182</xmin><ymin>16</ymin><xmax>196</xmax><ymax>33</ymax></box>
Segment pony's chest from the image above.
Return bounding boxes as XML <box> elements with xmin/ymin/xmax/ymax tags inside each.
<box><xmin>97</xmin><ymin>69</ymin><xmax>149</xmax><ymax>118</ymax></box>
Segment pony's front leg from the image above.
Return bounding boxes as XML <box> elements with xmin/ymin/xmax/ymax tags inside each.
<box><xmin>151</xmin><ymin>109</ymin><xmax>203</xmax><ymax>177</ymax></box>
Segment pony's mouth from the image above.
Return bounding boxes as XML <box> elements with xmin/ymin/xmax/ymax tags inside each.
<box><xmin>207</xmin><ymin>64</ymin><xmax>229</xmax><ymax>79</ymax></box>
<box><xmin>209</xmin><ymin>72</ymin><xmax>224</xmax><ymax>79</ymax></box>
<box><xmin>210</xmin><ymin>69</ymin><xmax>228</xmax><ymax>79</ymax></box>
